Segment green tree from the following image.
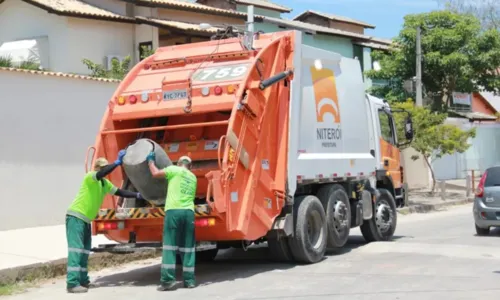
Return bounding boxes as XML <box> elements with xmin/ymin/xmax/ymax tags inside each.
<box><xmin>391</xmin><ymin>100</ymin><xmax>476</xmax><ymax>193</ymax></box>
<box><xmin>140</xmin><ymin>45</ymin><xmax>155</xmax><ymax>60</ymax></box>
<box><xmin>367</xmin><ymin>11</ymin><xmax>500</xmax><ymax>110</ymax></box>
<box><xmin>0</xmin><ymin>55</ymin><xmax>42</xmax><ymax>70</ymax></box>
<box><xmin>82</xmin><ymin>56</ymin><xmax>131</xmax><ymax>80</ymax></box>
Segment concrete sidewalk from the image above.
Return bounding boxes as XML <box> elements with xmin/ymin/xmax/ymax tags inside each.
<box><xmin>0</xmin><ymin>225</ymin><xmax>116</xmax><ymax>271</ymax></box>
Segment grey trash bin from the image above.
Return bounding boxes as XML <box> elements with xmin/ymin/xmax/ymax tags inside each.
<box><xmin>122</xmin><ymin>138</ymin><xmax>172</xmax><ymax>206</ymax></box>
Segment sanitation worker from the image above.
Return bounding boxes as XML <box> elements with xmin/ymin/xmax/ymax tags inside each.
<box><xmin>147</xmin><ymin>153</ymin><xmax>197</xmax><ymax>291</ymax></box>
<box><xmin>65</xmin><ymin>150</ymin><xmax>144</xmax><ymax>294</ymax></box>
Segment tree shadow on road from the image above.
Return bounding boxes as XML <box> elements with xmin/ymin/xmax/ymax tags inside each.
<box><xmin>92</xmin><ymin>234</ymin><xmax>407</xmax><ymax>289</ymax></box>
<box><xmin>92</xmin><ymin>246</ymin><xmax>296</xmax><ymax>289</ymax></box>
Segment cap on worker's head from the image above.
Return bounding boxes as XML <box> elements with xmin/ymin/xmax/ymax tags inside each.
<box><xmin>178</xmin><ymin>155</ymin><xmax>192</xmax><ymax>168</ymax></box>
<box><xmin>179</xmin><ymin>156</ymin><xmax>192</xmax><ymax>164</ymax></box>
<box><xmin>94</xmin><ymin>157</ymin><xmax>109</xmax><ymax>170</ymax></box>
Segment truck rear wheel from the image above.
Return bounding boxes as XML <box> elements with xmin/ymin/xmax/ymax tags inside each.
<box><xmin>288</xmin><ymin>195</ymin><xmax>327</xmax><ymax>264</ymax></box>
<box><xmin>317</xmin><ymin>184</ymin><xmax>351</xmax><ymax>248</ymax></box>
<box><xmin>360</xmin><ymin>188</ymin><xmax>397</xmax><ymax>242</ymax></box>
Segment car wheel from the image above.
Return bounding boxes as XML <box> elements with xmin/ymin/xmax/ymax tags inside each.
<box><xmin>475</xmin><ymin>224</ymin><xmax>490</xmax><ymax>236</ymax></box>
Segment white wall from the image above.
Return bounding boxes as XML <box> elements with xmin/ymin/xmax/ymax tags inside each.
<box><xmin>0</xmin><ymin>70</ymin><xmax>119</xmax><ymax>231</ymax></box>
<box><xmin>0</xmin><ymin>0</ymin><xmax>69</xmax><ymax>72</ymax></box>
<box><xmin>66</xmin><ymin>18</ymin><xmax>135</xmax><ymax>74</ymax></box>
<box><xmin>134</xmin><ymin>6</ymin><xmax>160</xmax><ymax>61</ymax></box>
<box><xmin>0</xmin><ymin>0</ymin><xmax>144</xmax><ymax>75</ymax></box>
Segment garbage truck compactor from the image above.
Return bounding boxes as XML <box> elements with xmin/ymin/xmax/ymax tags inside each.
<box><xmin>88</xmin><ymin>30</ymin><xmax>414</xmax><ymax>263</ymax></box>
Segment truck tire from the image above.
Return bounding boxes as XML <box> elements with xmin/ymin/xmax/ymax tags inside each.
<box><xmin>317</xmin><ymin>184</ymin><xmax>351</xmax><ymax>248</ymax></box>
<box><xmin>196</xmin><ymin>248</ymin><xmax>219</xmax><ymax>263</ymax></box>
<box><xmin>360</xmin><ymin>188</ymin><xmax>397</xmax><ymax>242</ymax></box>
<box><xmin>288</xmin><ymin>195</ymin><xmax>327</xmax><ymax>264</ymax></box>
<box><xmin>268</xmin><ymin>235</ymin><xmax>294</xmax><ymax>262</ymax></box>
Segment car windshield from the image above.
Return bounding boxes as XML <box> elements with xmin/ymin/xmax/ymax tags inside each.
<box><xmin>484</xmin><ymin>167</ymin><xmax>500</xmax><ymax>187</ymax></box>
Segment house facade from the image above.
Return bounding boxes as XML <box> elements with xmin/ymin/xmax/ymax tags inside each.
<box><xmin>0</xmin><ymin>0</ymin><xmax>391</xmax><ymax>87</ymax></box>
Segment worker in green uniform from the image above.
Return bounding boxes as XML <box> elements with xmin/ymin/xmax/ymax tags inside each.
<box><xmin>66</xmin><ymin>150</ymin><xmax>144</xmax><ymax>294</ymax></box>
<box><xmin>147</xmin><ymin>153</ymin><xmax>198</xmax><ymax>291</ymax></box>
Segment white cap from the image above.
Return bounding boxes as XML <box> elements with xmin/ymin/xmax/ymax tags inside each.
<box><xmin>179</xmin><ymin>156</ymin><xmax>192</xmax><ymax>164</ymax></box>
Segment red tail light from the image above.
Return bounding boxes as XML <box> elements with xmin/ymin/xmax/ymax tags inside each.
<box><xmin>214</xmin><ymin>86</ymin><xmax>223</xmax><ymax>95</ymax></box>
<box><xmin>129</xmin><ymin>95</ymin><xmax>137</xmax><ymax>104</ymax></box>
<box><xmin>195</xmin><ymin>218</ymin><xmax>216</xmax><ymax>227</ymax></box>
<box><xmin>476</xmin><ymin>171</ymin><xmax>488</xmax><ymax>197</ymax></box>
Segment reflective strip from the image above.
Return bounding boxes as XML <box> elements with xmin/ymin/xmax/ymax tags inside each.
<box><xmin>161</xmin><ymin>264</ymin><xmax>176</xmax><ymax>269</ymax></box>
<box><xmin>110</xmin><ymin>186</ymin><xmax>118</xmax><ymax>195</ymax></box>
<box><xmin>162</xmin><ymin>245</ymin><xmax>178</xmax><ymax>251</ymax></box>
<box><xmin>179</xmin><ymin>247</ymin><xmax>195</xmax><ymax>253</ymax></box>
<box><xmin>68</xmin><ymin>248</ymin><xmax>90</xmax><ymax>254</ymax></box>
<box><xmin>67</xmin><ymin>266</ymin><xmax>88</xmax><ymax>272</ymax></box>
<box><xmin>183</xmin><ymin>267</ymin><xmax>195</xmax><ymax>272</ymax></box>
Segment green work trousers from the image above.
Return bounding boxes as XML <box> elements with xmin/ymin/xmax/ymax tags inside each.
<box><xmin>160</xmin><ymin>209</ymin><xmax>196</xmax><ymax>286</ymax></box>
<box><xmin>65</xmin><ymin>215</ymin><xmax>91</xmax><ymax>289</ymax></box>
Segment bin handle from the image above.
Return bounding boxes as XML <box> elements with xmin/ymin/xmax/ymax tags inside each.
<box><xmin>85</xmin><ymin>146</ymin><xmax>96</xmax><ymax>173</ymax></box>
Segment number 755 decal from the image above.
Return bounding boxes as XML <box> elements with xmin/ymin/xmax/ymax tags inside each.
<box><xmin>192</xmin><ymin>64</ymin><xmax>249</xmax><ymax>82</ymax></box>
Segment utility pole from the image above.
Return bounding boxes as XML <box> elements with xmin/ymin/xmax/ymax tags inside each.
<box><xmin>416</xmin><ymin>26</ymin><xmax>423</xmax><ymax>106</ymax></box>
<box><xmin>243</xmin><ymin>5</ymin><xmax>254</xmax><ymax>50</ymax></box>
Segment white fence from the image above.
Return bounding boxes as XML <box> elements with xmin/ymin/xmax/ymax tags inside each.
<box><xmin>433</xmin><ymin>120</ymin><xmax>500</xmax><ymax>180</ymax></box>
<box><xmin>0</xmin><ymin>69</ymin><xmax>119</xmax><ymax>230</ymax></box>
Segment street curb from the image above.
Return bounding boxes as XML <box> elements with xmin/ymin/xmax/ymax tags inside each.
<box><xmin>397</xmin><ymin>197</ymin><xmax>473</xmax><ymax>215</ymax></box>
<box><xmin>0</xmin><ymin>249</ymin><xmax>161</xmax><ymax>285</ymax></box>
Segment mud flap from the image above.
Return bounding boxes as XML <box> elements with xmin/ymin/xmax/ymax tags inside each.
<box><xmin>271</xmin><ymin>213</ymin><xmax>293</xmax><ymax>237</ymax></box>
<box><xmin>361</xmin><ymin>190</ymin><xmax>373</xmax><ymax>220</ymax></box>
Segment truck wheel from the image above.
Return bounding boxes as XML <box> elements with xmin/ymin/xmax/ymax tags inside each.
<box><xmin>288</xmin><ymin>195</ymin><xmax>327</xmax><ymax>264</ymax></box>
<box><xmin>196</xmin><ymin>248</ymin><xmax>219</xmax><ymax>263</ymax></box>
<box><xmin>317</xmin><ymin>184</ymin><xmax>351</xmax><ymax>248</ymax></box>
<box><xmin>360</xmin><ymin>189</ymin><xmax>397</xmax><ymax>242</ymax></box>
<box><xmin>268</xmin><ymin>235</ymin><xmax>293</xmax><ymax>262</ymax></box>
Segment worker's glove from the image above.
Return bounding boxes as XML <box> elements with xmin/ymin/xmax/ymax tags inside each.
<box><xmin>136</xmin><ymin>193</ymin><xmax>145</xmax><ymax>200</ymax></box>
<box><xmin>115</xmin><ymin>149</ymin><xmax>126</xmax><ymax>165</ymax></box>
<box><xmin>146</xmin><ymin>151</ymin><xmax>155</xmax><ymax>162</ymax></box>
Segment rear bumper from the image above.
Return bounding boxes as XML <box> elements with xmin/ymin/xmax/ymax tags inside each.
<box><xmin>473</xmin><ymin>197</ymin><xmax>500</xmax><ymax>228</ymax></box>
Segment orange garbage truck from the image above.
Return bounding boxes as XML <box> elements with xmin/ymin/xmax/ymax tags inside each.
<box><xmin>88</xmin><ymin>29</ymin><xmax>414</xmax><ymax>263</ymax></box>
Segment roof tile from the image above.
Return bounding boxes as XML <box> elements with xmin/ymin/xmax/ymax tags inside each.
<box><xmin>233</xmin><ymin>0</ymin><xmax>291</xmax><ymax>13</ymax></box>
<box><xmin>22</xmin><ymin>0</ymin><xmax>133</xmax><ymax>21</ymax></box>
<box><xmin>294</xmin><ymin>10</ymin><xmax>375</xmax><ymax>29</ymax></box>
<box><xmin>136</xmin><ymin>16</ymin><xmax>221</xmax><ymax>33</ymax></box>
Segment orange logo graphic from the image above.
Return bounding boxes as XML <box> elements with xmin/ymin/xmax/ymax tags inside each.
<box><xmin>310</xmin><ymin>67</ymin><xmax>341</xmax><ymax>123</ymax></box>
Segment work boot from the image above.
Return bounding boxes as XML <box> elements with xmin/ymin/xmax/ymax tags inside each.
<box><xmin>82</xmin><ymin>283</ymin><xmax>96</xmax><ymax>289</ymax></box>
<box><xmin>184</xmin><ymin>282</ymin><xmax>196</xmax><ymax>289</ymax></box>
<box><xmin>157</xmin><ymin>282</ymin><xmax>176</xmax><ymax>291</ymax></box>
<box><xmin>67</xmin><ymin>286</ymin><xmax>88</xmax><ymax>293</ymax></box>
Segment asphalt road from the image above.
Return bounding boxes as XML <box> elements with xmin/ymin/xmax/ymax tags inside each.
<box><xmin>7</xmin><ymin>204</ymin><xmax>500</xmax><ymax>300</ymax></box>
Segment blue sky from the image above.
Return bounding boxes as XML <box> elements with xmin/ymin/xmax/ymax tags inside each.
<box><xmin>270</xmin><ymin>0</ymin><xmax>441</xmax><ymax>39</ymax></box>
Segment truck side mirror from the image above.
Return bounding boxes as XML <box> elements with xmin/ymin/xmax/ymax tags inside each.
<box><xmin>404</xmin><ymin>116</ymin><xmax>414</xmax><ymax>140</ymax></box>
